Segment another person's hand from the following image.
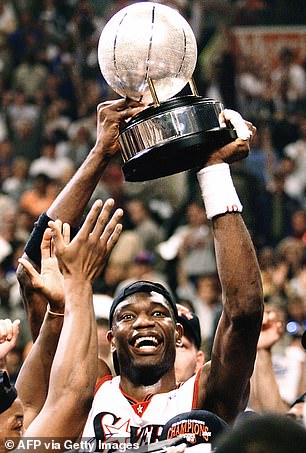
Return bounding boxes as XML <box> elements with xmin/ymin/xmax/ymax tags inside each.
<box><xmin>95</xmin><ymin>98</ymin><xmax>144</xmax><ymax>158</ymax></box>
<box><xmin>18</xmin><ymin>226</ymin><xmax>69</xmax><ymax>313</ymax></box>
<box><xmin>257</xmin><ymin>306</ymin><xmax>285</xmax><ymax>350</ymax></box>
<box><xmin>0</xmin><ymin>319</ymin><xmax>20</xmax><ymax>360</ymax></box>
<box><xmin>49</xmin><ymin>199</ymin><xmax>123</xmax><ymax>282</ymax></box>
<box><xmin>206</xmin><ymin>110</ymin><xmax>256</xmax><ymax>166</ymax></box>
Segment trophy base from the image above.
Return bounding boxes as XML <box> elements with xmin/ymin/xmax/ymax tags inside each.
<box><xmin>120</xmin><ymin>96</ymin><xmax>237</xmax><ymax>182</ymax></box>
<box><xmin>122</xmin><ymin>128</ymin><xmax>236</xmax><ymax>181</ymax></box>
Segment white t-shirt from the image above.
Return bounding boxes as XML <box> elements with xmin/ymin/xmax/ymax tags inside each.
<box><xmin>29</xmin><ymin>156</ymin><xmax>74</xmax><ymax>180</ymax></box>
<box><xmin>82</xmin><ymin>372</ymin><xmax>200</xmax><ymax>448</ymax></box>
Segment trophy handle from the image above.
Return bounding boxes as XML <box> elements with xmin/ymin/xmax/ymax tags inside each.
<box><xmin>147</xmin><ymin>77</ymin><xmax>161</xmax><ymax>107</ymax></box>
<box><xmin>189</xmin><ymin>77</ymin><xmax>199</xmax><ymax>97</ymax></box>
<box><xmin>147</xmin><ymin>77</ymin><xmax>199</xmax><ymax>105</ymax></box>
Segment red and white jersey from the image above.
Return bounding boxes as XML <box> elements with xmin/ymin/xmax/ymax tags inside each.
<box><xmin>82</xmin><ymin>372</ymin><xmax>201</xmax><ymax>447</ymax></box>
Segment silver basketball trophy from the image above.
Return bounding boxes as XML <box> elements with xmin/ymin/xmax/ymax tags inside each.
<box><xmin>98</xmin><ymin>1</ymin><xmax>236</xmax><ymax>182</ymax></box>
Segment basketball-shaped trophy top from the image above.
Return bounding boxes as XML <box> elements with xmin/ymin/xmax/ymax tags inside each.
<box><xmin>98</xmin><ymin>1</ymin><xmax>197</xmax><ymax>104</ymax></box>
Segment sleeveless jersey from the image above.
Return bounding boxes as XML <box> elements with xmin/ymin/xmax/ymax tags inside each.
<box><xmin>82</xmin><ymin>371</ymin><xmax>201</xmax><ymax>449</ymax></box>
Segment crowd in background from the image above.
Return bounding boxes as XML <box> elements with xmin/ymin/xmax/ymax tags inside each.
<box><xmin>0</xmin><ymin>0</ymin><xmax>305</xmax><ymax>411</ymax></box>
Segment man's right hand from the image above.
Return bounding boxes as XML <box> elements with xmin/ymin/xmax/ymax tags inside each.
<box><xmin>94</xmin><ymin>98</ymin><xmax>144</xmax><ymax>158</ymax></box>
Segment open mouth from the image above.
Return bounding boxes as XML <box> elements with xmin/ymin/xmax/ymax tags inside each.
<box><xmin>130</xmin><ymin>335</ymin><xmax>162</xmax><ymax>353</ymax></box>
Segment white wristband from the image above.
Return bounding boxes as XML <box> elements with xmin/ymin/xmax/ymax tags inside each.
<box><xmin>197</xmin><ymin>163</ymin><xmax>243</xmax><ymax>220</ymax></box>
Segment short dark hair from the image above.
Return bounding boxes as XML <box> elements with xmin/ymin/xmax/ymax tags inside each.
<box><xmin>176</xmin><ymin>304</ymin><xmax>201</xmax><ymax>349</ymax></box>
<box><xmin>109</xmin><ymin>280</ymin><xmax>177</xmax><ymax>327</ymax></box>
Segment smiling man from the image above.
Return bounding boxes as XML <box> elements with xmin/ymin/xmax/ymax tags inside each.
<box><xmin>109</xmin><ymin>282</ymin><xmax>179</xmax><ymax>382</ymax></box>
<box><xmin>84</xmin><ymin>282</ymin><xmax>190</xmax><ymax>445</ymax></box>
<box><xmin>17</xmin><ymin>100</ymin><xmax>264</xmax><ymax>448</ymax></box>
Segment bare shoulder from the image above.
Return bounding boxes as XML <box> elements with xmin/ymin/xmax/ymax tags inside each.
<box><xmin>201</xmin><ymin>361</ymin><xmax>211</xmax><ymax>377</ymax></box>
<box><xmin>197</xmin><ymin>361</ymin><xmax>211</xmax><ymax>403</ymax></box>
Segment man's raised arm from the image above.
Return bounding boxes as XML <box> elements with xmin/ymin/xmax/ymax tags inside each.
<box><xmin>46</xmin><ymin>100</ymin><xmax>143</xmax><ymax>226</ymax></box>
<box><xmin>196</xmin><ymin>112</ymin><xmax>264</xmax><ymax>424</ymax></box>
<box><xmin>249</xmin><ymin>305</ymin><xmax>288</xmax><ymax>413</ymax></box>
<box><xmin>23</xmin><ymin>199</ymin><xmax>123</xmax><ymax>439</ymax></box>
<box><xmin>17</xmin><ymin>99</ymin><xmax>143</xmax><ymax>339</ymax></box>
<box><xmin>16</xmin><ymin>227</ymin><xmax>67</xmax><ymax>428</ymax></box>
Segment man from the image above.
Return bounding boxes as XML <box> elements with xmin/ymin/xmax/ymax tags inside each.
<box><xmin>17</xmin><ymin>100</ymin><xmax>263</xmax><ymax>446</ymax></box>
<box><xmin>175</xmin><ymin>304</ymin><xmax>205</xmax><ymax>383</ymax></box>
<box><xmin>1</xmin><ymin>200</ymin><xmax>122</xmax><ymax>446</ymax></box>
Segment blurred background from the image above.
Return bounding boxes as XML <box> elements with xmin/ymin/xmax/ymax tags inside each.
<box><xmin>0</xmin><ymin>0</ymin><xmax>305</xmax><ymax>406</ymax></box>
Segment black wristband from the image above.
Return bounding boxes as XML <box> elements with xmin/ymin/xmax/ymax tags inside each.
<box><xmin>24</xmin><ymin>212</ymin><xmax>51</xmax><ymax>266</ymax></box>
<box><xmin>24</xmin><ymin>212</ymin><xmax>79</xmax><ymax>266</ymax></box>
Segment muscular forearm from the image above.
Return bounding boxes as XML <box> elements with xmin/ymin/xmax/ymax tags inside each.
<box><xmin>212</xmin><ymin>214</ymin><xmax>263</xmax><ymax>321</ymax></box>
<box><xmin>25</xmin><ymin>280</ymin><xmax>98</xmax><ymax>438</ymax></box>
<box><xmin>195</xmin><ymin>121</ymin><xmax>264</xmax><ymax>423</ymax></box>
<box><xmin>212</xmin><ymin>213</ymin><xmax>263</xmax><ymax>368</ymax></box>
<box><xmin>204</xmin><ymin>214</ymin><xmax>264</xmax><ymax>422</ymax></box>
<box><xmin>250</xmin><ymin>348</ymin><xmax>288</xmax><ymax>413</ymax></box>
<box><xmin>47</xmin><ymin>146</ymin><xmax>110</xmax><ymax>226</ymax></box>
<box><xmin>47</xmin><ymin>98</ymin><xmax>144</xmax><ymax>227</ymax></box>
<box><xmin>16</xmin><ymin>313</ymin><xmax>63</xmax><ymax>427</ymax></box>
<box><xmin>19</xmin><ymin>146</ymin><xmax>111</xmax><ymax>329</ymax></box>
<box><xmin>17</xmin><ymin>270</ymin><xmax>48</xmax><ymax>341</ymax></box>
<box><xmin>48</xmin><ymin>279</ymin><xmax>98</xmax><ymax>406</ymax></box>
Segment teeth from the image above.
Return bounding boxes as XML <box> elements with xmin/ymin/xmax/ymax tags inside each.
<box><xmin>134</xmin><ymin>336</ymin><xmax>159</xmax><ymax>348</ymax></box>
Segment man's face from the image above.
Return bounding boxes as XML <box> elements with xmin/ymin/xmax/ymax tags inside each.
<box><xmin>108</xmin><ymin>292</ymin><xmax>180</xmax><ymax>381</ymax></box>
<box><xmin>0</xmin><ymin>398</ymin><xmax>24</xmax><ymax>449</ymax></box>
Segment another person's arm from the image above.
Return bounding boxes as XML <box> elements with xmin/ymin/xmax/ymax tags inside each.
<box><xmin>16</xmin><ymin>99</ymin><xmax>143</xmax><ymax>338</ymax></box>
<box><xmin>16</xmin><ymin>228</ymin><xmax>66</xmax><ymax>428</ymax></box>
<box><xmin>249</xmin><ymin>307</ymin><xmax>289</xmax><ymax>413</ymax></box>
<box><xmin>23</xmin><ymin>199</ymin><xmax>123</xmax><ymax>438</ymax></box>
<box><xmin>15</xmin><ymin>310</ymin><xmax>64</xmax><ymax>429</ymax></box>
<box><xmin>46</xmin><ymin>100</ymin><xmax>143</xmax><ymax>226</ymax></box>
<box><xmin>197</xmin><ymin>112</ymin><xmax>264</xmax><ymax>423</ymax></box>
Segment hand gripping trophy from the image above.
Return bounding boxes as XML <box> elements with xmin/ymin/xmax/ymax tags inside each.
<box><xmin>98</xmin><ymin>1</ymin><xmax>237</xmax><ymax>182</ymax></box>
